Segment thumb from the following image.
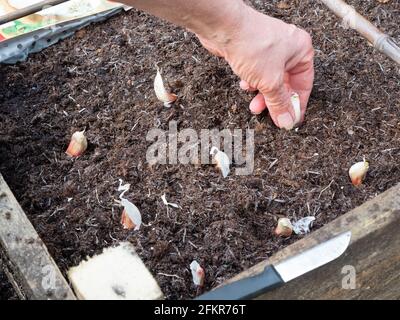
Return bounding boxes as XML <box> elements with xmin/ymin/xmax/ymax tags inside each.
<box><xmin>261</xmin><ymin>85</ymin><xmax>295</xmax><ymax>130</ymax></box>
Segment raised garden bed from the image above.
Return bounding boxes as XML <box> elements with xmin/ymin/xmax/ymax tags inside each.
<box><xmin>0</xmin><ymin>0</ymin><xmax>399</xmax><ymax>299</ymax></box>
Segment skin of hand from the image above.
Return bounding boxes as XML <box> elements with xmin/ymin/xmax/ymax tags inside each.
<box><xmin>125</xmin><ymin>0</ymin><xmax>314</xmax><ymax>129</ymax></box>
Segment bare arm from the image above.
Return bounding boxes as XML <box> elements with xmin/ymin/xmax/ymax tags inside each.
<box><xmin>122</xmin><ymin>0</ymin><xmax>314</xmax><ymax>130</ymax></box>
<box><xmin>123</xmin><ymin>0</ymin><xmax>243</xmax><ymax>42</ymax></box>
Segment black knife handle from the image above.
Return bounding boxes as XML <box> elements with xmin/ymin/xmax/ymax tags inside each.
<box><xmin>195</xmin><ymin>265</ymin><xmax>284</xmax><ymax>300</ymax></box>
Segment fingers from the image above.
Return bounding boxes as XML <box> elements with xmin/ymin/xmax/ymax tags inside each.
<box><xmin>239</xmin><ymin>58</ymin><xmax>314</xmax><ymax>129</ymax></box>
<box><xmin>261</xmin><ymin>84</ymin><xmax>295</xmax><ymax>130</ymax></box>
<box><xmin>240</xmin><ymin>80</ymin><xmax>268</xmax><ymax>116</ymax></box>
<box><xmin>240</xmin><ymin>78</ymin><xmax>296</xmax><ymax>130</ymax></box>
<box><xmin>288</xmin><ymin>59</ymin><xmax>314</xmax><ymax>123</ymax></box>
<box><xmin>249</xmin><ymin>92</ymin><xmax>267</xmax><ymax>114</ymax></box>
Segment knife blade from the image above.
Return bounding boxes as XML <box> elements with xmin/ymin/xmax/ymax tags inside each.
<box><xmin>196</xmin><ymin>231</ymin><xmax>351</xmax><ymax>300</ymax></box>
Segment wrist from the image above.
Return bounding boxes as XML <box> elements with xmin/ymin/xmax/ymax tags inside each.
<box><xmin>190</xmin><ymin>0</ymin><xmax>250</xmax><ymax>51</ymax></box>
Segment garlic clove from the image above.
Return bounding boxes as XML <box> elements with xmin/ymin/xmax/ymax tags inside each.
<box><xmin>210</xmin><ymin>146</ymin><xmax>230</xmax><ymax>178</ymax></box>
<box><xmin>349</xmin><ymin>160</ymin><xmax>369</xmax><ymax>186</ymax></box>
<box><xmin>274</xmin><ymin>218</ymin><xmax>293</xmax><ymax>237</ymax></box>
<box><xmin>190</xmin><ymin>260</ymin><xmax>205</xmax><ymax>287</ymax></box>
<box><xmin>292</xmin><ymin>216</ymin><xmax>315</xmax><ymax>235</ymax></box>
<box><xmin>120</xmin><ymin>199</ymin><xmax>142</xmax><ymax>231</ymax></box>
<box><xmin>66</xmin><ymin>130</ymin><xmax>87</xmax><ymax>157</ymax></box>
<box><xmin>154</xmin><ymin>68</ymin><xmax>177</xmax><ymax>107</ymax></box>
<box><xmin>291</xmin><ymin>92</ymin><xmax>301</xmax><ymax>125</ymax></box>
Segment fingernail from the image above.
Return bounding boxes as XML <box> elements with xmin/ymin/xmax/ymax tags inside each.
<box><xmin>277</xmin><ymin>112</ymin><xmax>294</xmax><ymax>130</ymax></box>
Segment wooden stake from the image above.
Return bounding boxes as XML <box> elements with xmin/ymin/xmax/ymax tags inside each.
<box><xmin>320</xmin><ymin>0</ymin><xmax>400</xmax><ymax>65</ymax></box>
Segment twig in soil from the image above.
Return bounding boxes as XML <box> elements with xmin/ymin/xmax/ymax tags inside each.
<box><xmin>307</xmin><ymin>170</ymin><xmax>321</xmax><ymax>175</ymax></box>
<box><xmin>188</xmin><ymin>241</ymin><xmax>198</xmax><ymax>249</ymax></box>
<box><xmin>131</xmin><ymin>117</ymin><xmax>142</xmax><ymax>131</ymax></box>
<box><xmin>95</xmin><ymin>189</ymin><xmax>107</xmax><ymax>209</ymax></box>
<box><xmin>354</xmin><ymin>126</ymin><xmax>367</xmax><ymax>133</ymax></box>
<box><xmin>49</xmin><ymin>206</ymin><xmax>66</xmax><ymax>218</ymax></box>
<box><xmin>382</xmin><ymin>148</ymin><xmax>398</xmax><ymax>153</ymax></box>
<box><xmin>172</xmin><ymin>245</ymin><xmax>182</xmax><ymax>257</ymax></box>
<box><xmin>68</xmin><ymin>95</ymin><xmax>77</xmax><ymax>103</ymax></box>
<box><xmin>226</xmin><ymin>246</ymin><xmax>236</xmax><ymax>260</ymax></box>
<box><xmin>318</xmin><ymin>180</ymin><xmax>334</xmax><ymax>199</ymax></box>
<box><xmin>269</xmin><ymin>159</ymin><xmax>278</xmax><ymax>170</ymax></box>
<box><xmin>109</xmin><ymin>232</ymin><xmax>119</xmax><ymax>242</ymax></box>
<box><xmin>41</xmin><ymin>153</ymin><xmax>52</xmax><ymax>164</ymax></box>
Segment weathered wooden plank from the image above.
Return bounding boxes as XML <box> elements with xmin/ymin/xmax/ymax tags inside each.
<box><xmin>0</xmin><ymin>174</ymin><xmax>76</xmax><ymax>300</ymax></box>
<box><xmin>223</xmin><ymin>183</ymin><xmax>400</xmax><ymax>299</ymax></box>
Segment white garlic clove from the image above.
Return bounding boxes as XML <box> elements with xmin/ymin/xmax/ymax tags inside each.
<box><xmin>292</xmin><ymin>216</ymin><xmax>315</xmax><ymax>235</ymax></box>
<box><xmin>190</xmin><ymin>260</ymin><xmax>205</xmax><ymax>287</ymax></box>
<box><xmin>120</xmin><ymin>199</ymin><xmax>142</xmax><ymax>231</ymax></box>
<box><xmin>349</xmin><ymin>160</ymin><xmax>369</xmax><ymax>186</ymax></box>
<box><xmin>274</xmin><ymin>218</ymin><xmax>293</xmax><ymax>237</ymax></box>
<box><xmin>210</xmin><ymin>146</ymin><xmax>230</xmax><ymax>178</ymax></box>
<box><xmin>66</xmin><ymin>130</ymin><xmax>87</xmax><ymax>157</ymax></box>
<box><xmin>291</xmin><ymin>92</ymin><xmax>301</xmax><ymax>125</ymax></box>
<box><xmin>154</xmin><ymin>68</ymin><xmax>177</xmax><ymax>107</ymax></box>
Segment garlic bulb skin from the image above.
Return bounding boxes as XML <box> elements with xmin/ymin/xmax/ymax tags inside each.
<box><xmin>349</xmin><ymin>160</ymin><xmax>369</xmax><ymax>186</ymax></box>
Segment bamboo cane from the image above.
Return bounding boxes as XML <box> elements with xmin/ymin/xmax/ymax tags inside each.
<box><xmin>0</xmin><ymin>0</ymin><xmax>69</xmax><ymax>26</ymax></box>
<box><xmin>320</xmin><ymin>0</ymin><xmax>400</xmax><ymax>65</ymax></box>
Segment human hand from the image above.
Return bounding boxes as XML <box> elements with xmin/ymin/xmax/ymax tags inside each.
<box><xmin>197</xmin><ymin>6</ymin><xmax>314</xmax><ymax>130</ymax></box>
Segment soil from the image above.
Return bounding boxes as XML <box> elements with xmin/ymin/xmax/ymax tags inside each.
<box><xmin>0</xmin><ymin>0</ymin><xmax>399</xmax><ymax>299</ymax></box>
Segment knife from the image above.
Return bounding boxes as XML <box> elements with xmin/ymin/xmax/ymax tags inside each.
<box><xmin>196</xmin><ymin>231</ymin><xmax>351</xmax><ymax>300</ymax></box>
